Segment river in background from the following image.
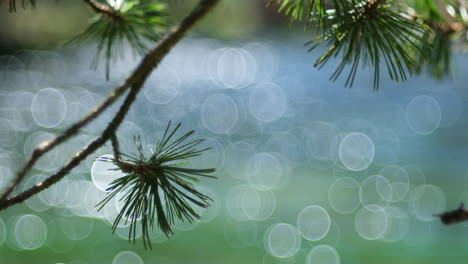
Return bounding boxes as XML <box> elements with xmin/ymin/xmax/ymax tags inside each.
<box><xmin>1</xmin><ymin>35</ymin><xmax>468</xmax><ymax>263</ymax></box>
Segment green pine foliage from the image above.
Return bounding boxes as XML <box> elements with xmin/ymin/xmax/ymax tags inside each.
<box><xmin>307</xmin><ymin>0</ymin><xmax>429</xmax><ymax>90</ymax></box>
<box><xmin>272</xmin><ymin>0</ymin><xmax>467</xmax><ymax>89</ymax></box>
<box><xmin>6</xmin><ymin>0</ymin><xmax>468</xmax><ymax>87</ymax></box>
<box><xmin>4</xmin><ymin>0</ymin><xmax>468</xmax><ymax>249</ymax></box>
<box><xmin>69</xmin><ymin>0</ymin><xmax>167</xmax><ymax>80</ymax></box>
<box><xmin>96</xmin><ymin>122</ymin><xmax>216</xmax><ymax>249</ymax></box>
<box><xmin>269</xmin><ymin>0</ymin><xmax>328</xmax><ymax>27</ymax></box>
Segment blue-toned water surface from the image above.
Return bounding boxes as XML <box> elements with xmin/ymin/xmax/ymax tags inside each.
<box><xmin>1</xmin><ymin>35</ymin><xmax>468</xmax><ymax>263</ymax></box>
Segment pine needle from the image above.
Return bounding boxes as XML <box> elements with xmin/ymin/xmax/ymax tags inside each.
<box><xmin>69</xmin><ymin>0</ymin><xmax>168</xmax><ymax>80</ymax></box>
<box><xmin>96</xmin><ymin>122</ymin><xmax>216</xmax><ymax>249</ymax></box>
<box><xmin>307</xmin><ymin>0</ymin><xmax>430</xmax><ymax>90</ymax></box>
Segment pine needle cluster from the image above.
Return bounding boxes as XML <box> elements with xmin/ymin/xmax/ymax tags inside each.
<box><xmin>69</xmin><ymin>0</ymin><xmax>168</xmax><ymax>80</ymax></box>
<box><xmin>308</xmin><ymin>0</ymin><xmax>429</xmax><ymax>90</ymax></box>
<box><xmin>271</xmin><ymin>0</ymin><xmax>468</xmax><ymax>89</ymax></box>
<box><xmin>97</xmin><ymin>122</ymin><xmax>216</xmax><ymax>249</ymax></box>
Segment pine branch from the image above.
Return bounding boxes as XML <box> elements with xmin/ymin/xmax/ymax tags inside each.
<box><xmin>83</xmin><ymin>0</ymin><xmax>122</xmax><ymax>21</ymax></box>
<box><xmin>270</xmin><ymin>0</ymin><xmax>468</xmax><ymax>88</ymax></box>
<box><xmin>306</xmin><ymin>0</ymin><xmax>430</xmax><ymax>90</ymax></box>
<box><xmin>0</xmin><ymin>81</ymin><xmax>131</xmax><ymax>201</ymax></box>
<box><xmin>98</xmin><ymin>122</ymin><xmax>216</xmax><ymax>249</ymax></box>
<box><xmin>268</xmin><ymin>0</ymin><xmax>329</xmax><ymax>27</ymax></box>
<box><xmin>110</xmin><ymin>132</ymin><xmax>123</xmax><ymax>166</ymax></box>
<box><xmin>71</xmin><ymin>0</ymin><xmax>168</xmax><ymax>80</ymax></box>
<box><xmin>0</xmin><ymin>0</ymin><xmax>221</xmax><ymax>211</ymax></box>
<box><xmin>270</xmin><ymin>0</ymin><xmax>431</xmax><ymax>90</ymax></box>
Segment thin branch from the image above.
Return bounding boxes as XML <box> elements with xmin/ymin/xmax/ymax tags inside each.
<box><xmin>96</xmin><ymin>126</ymin><xmax>216</xmax><ymax>248</ymax></box>
<box><xmin>0</xmin><ymin>0</ymin><xmax>220</xmax><ymax>211</ymax></box>
<box><xmin>83</xmin><ymin>0</ymin><xmax>122</xmax><ymax>21</ymax></box>
<box><xmin>110</xmin><ymin>133</ymin><xmax>122</xmax><ymax>163</ymax></box>
<box><xmin>435</xmin><ymin>203</ymin><xmax>468</xmax><ymax>225</ymax></box>
<box><xmin>109</xmin><ymin>133</ymin><xmax>135</xmax><ymax>174</ymax></box>
<box><xmin>0</xmin><ymin>80</ymin><xmax>132</xmax><ymax>200</ymax></box>
<box><xmin>0</xmin><ymin>0</ymin><xmax>142</xmax><ymax>201</ymax></box>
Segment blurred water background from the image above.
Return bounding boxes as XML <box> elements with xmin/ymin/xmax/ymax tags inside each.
<box><xmin>2</xmin><ymin>1</ymin><xmax>468</xmax><ymax>264</ymax></box>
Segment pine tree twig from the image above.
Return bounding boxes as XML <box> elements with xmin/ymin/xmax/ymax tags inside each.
<box><xmin>306</xmin><ymin>0</ymin><xmax>429</xmax><ymax>90</ymax></box>
<box><xmin>109</xmin><ymin>132</ymin><xmax>134</xmax><ymax>174</ymax></box>
<box><xmin>2</xmin><ymin>0</ymin><xmax>158</xmax><ymax>204</ymax></box>
<box><xmin>435</xmin><ymin>203</ymin><xmax>468</xmax><ymax>225</ymax></box>
<box><xmin>0</xmin><ymin>0</ymin><xmax>220</xmax><ymax>211</ymax></box>
<box><xmin>83</xmin><ymin>0</ymin><xmax>122</xmax><ymax>21</ymax></box>
<box><xmin>72</xmin><ymin>0</ymin><xmax>169</xmax><ymax>80</ymax></box>
<box><xmin>110</xmin><ymin>132</ymin><xmax>122</xmax><ymax>162</ymax></box>
<box><xmin>0</xmin><ymin>80</ymin><xmax>132</xmax><ymax>201</ymax></box>
<box><xmin>97</xmin><ymin>122</ymin><xmax>216</xmax><ymax>248</ymax></box>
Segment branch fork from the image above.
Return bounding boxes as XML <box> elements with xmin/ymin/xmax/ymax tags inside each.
<box><xmin>83</xmin><ymin>0</ymin><xmax>122</xmax><ymax>21</ymax></box>
<box><xmin>0</xmin><ymin>0</ymin><xmax>220</xmax><ymax>212</ymax></box>
<box><xmin>98</xmin><ymin>122</ymin><xmax>216</xmax><ymax>248</ymax></box>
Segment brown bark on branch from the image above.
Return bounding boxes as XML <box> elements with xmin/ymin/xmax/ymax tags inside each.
<box><xmin>0</xmin><ymin>81</ymin><xmax>132</xmax><ymax>201</ymax></box>
<box><xmin>83</xmin><ymin>0</ymin><xmax>122</xmax><ymax>21</ymax></box>
<box><xmin>0</xmin><ymin>0</ymin><xmax>138</xmax><ymax>201</ymax></box>
<box><xmin>0</xmin><ymin>0</ymin><xmax>220</xmax><ymax>211</ymax></box>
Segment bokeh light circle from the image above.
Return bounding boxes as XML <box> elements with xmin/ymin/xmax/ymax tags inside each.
<box><xmin>91</xmin><ymin>154</ymin><xmax>125</xmax><ymax>192</ymax></box>
<box><xmin>379</xmin><ymin>165</ymin><xmax>410</xmax><ymax>202</ymax></box>
<box><xmin>112</xmin><ymin>251</ymin><xmax>144</xmax><ymax>264</ymax></box>
<box><xmin>297</xmin><ymin>205</ymin><xmax>331</xmax><ymax>241</ymax></box>
<box><xmin>266</xmin><ymin>223</ymin><xmax>301</xmax><ymax>258</ymax></box>
<box><xmin>14</xmin><ymin>214</ymin><xmax>47</xmax><ymax>250</ymax></box>
<box><xmin>406</xmin><ymin>95</ymin><xmax>441</xmax><ymax>135</ymax></box>
<box><xmin>216</xmin><ymin>48</ymin><xmax>256</xmax><ymax>89</ymax></box>
<box><xmin>201</xmin><ymin>94</ymin><xmax>238</xmax><ymax>133</ymax></box>
<box><xmin>306</xmin><ymin>245</ymin><xmax>340</xmax><ymax>264</ymax></box>
<box><xmin>190</xmin><ymin>137</ymin><xmax>225</xmax><ymax>171</ymax></box>
<box><xmin>31</xmin><ymin>88</ymin><xmax>67</xmax><ymax>128</ymax></box>
<box><xmin>328</xmin><ymin>177</ymin><xmax>360</xmax><ymax>214</ymax></box>
<box><xmin>249</xmin><ymin>82</ymin><xmax>287</xmax><ymax>123</ymax></box>
<box><xmin>359</xmin><ymin>175</ymin><xmax>392</xmax><ymax>210</ymax></box>
<box><xmin>226</xmin><ymin>185</ymin><xmax>276</xmax><ymax>221</ymax></box>
<box><xmin>354</xmin><ymin>205</ymin><xmax>389</xmax><ymax>240</ymax></box>
<box><xmin>338</xmin><ymin>132</ymin><xmax>374</xmax><ymax>171</ymax></box>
